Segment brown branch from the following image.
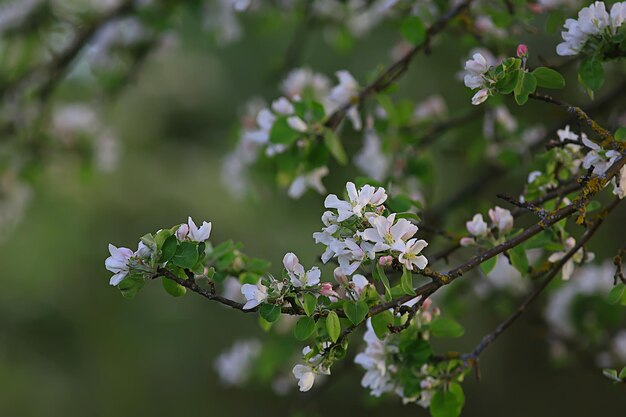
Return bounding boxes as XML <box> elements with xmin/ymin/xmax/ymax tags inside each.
<box><xmin>465</xmin><ymin>197</ymin><xmax>621</xmax><ymax>361</ymax></box>
<box><xmin>323</xmin><ymin>0</ymin><xmax>474</xmax><ymax>130</ymax></box>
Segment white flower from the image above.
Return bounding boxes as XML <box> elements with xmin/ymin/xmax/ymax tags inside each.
<box><xmin>611</xmin><ymin>165</ymin><xmax>626</xmax><ymax>199</ymax></box>
<box><xmin>488</xmin><ymin>206</ymin><xmax>514</xmax><ymax>233</ymax></box>
<box><xmin>292</xmin><ymin>364</ymin><xmax>316</xmax><ymax>392</ymax></box>
<box><xmin>397</xmin><ymin>238</ymin><xmax>428</xmax><ymax>271</ymax></box>
<box><xmin>528</xmin><ymin>170</ymin><xmax>542</xmax><ymax>183</ymax></box>
<box><xmin>548</xmin><ymin>237</ymin><xmax>594</xmax><ymax>280</ymax></box>
<box><xmin>493</xmin><ymin>105</ymin><xmax>517</xmax><ymax>132</ymax></box>
<box><xmin>354</xmin><ymin>320</ymin><xmax>395</xmax><ymax>397</ymax></box>
<box><xmin>466</xmin><ymin>213</ymin><xmax>488</xmax><ymax>237</ymax></box>
<box><xmin>351</xmin><ymin>274</ymin><xmax>370</xmax><ymax>297</ymax></box>
<box><xmin>471</xmin><ymin>88</ymin><xmax>490</xmax><ymax>105</ymax></box>
<box><xmin>324</xmin><ymin>181</ymin><xmax>387</xmax><ymax>221</ymax></box>
<box><xmin>582</xmin><ymin>136</ymin><xmax>621</xmax><ymax>176</ymax></box>
<box><xmin>610</xmin><ymin>2</ymin><xmax>626</xmax><ymax>32</ymax></box>
<box><xmin>287</xmin><ymin>115</ymin><xmax>308</xmax><ymax>132</ymax></box>
<box><xmin>283</xmin><ymin>252</ymin><xmax>321</xmax><ymax>287</ymax></box>
<box><xmin>413</xmin><ymin>95</ymin><xmax>447</xmax><ymax>122</ymax></box>
<box><xmin>326</xmin><ymin>70</ymin><xmax>362</xmax><ymax>130</ymax></box>
<box><xmin>135</xmin><ymin>241</ymin><xmax>152</xmax><ymax>259</ymax></box>
<box><xmin>281</xmin><ymin>68</ymin><xmax>331</xmax><ymax>100</ymax></box>
<box><xmin>288</xmin><ymin>166</ymin><xmax>328</xmax><ymax>199</ymax></box>
<box><xmin>362</xmin><ymin>213</ymin><xmax>417</xmax><ymax>252</ymax></box>
<box><xmin>354</xmin><ymin>128</ymin><xmax>391</xmax><ymax>181</ymax></box>
<box><xmin>214</xmin><ymin>339</ymin><xmax>261</xmax><ymax>386</ymax></box>
<box><xmin>335</xmin><ymin>238</ymin><xmax>368</xmax><ymax>275</ymax></box>
<box><xmin>245</xmin><ymin>108</ymin><xmax>276</xmax><ymax>144</ymax></box>
<box><xmin>271</xmin><ymin>97</ymin><xmax>294</xmax><ymax>115</ymax></box>
<box><xmin>463</xmin><ymin>53</ymin><xmax>490</xmax><ymax>89</ymax></box>
<box><xmin>241</xmin><ymin>280</ymin><xmax>268</xmax><ymax>309</ymax></box>
<box><xmin>105</xmin><ymin>244</ymin><xmax>133</xmax><ymax>286</ymax></box>
<box><xmin>177</xmin><ymin>216</ymin><xmax>212</xmax><ymax>242</ymax></box>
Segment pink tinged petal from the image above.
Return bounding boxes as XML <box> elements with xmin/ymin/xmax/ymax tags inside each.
<box><xmin>306</xmin><ymin>267</ymin><xmax>321</xmax><ymax>286</ymax></box>
<box><xmin>176</xmin><ymin>224</ymin><xmax>189</xmax><ymax>240</ymax></box>
<box><xmin>410</xmin><ymin>239</ymin><xmax>428</xmax><ymax>254</ymax></box>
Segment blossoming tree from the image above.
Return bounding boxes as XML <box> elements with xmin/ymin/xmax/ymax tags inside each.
<box><xmin>2</xmin><ymin>0</ymin><xmax>625</xmax><ymax>416</ymax></box>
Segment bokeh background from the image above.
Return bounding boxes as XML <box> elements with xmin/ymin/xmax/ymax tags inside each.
<box><xmin>1</xmin><ymin>2</ymin><xmax>625</xmax><ymax>416</ymax></box>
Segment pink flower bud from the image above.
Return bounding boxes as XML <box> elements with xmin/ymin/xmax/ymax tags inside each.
<box><xmin>517</xmin><ymin>44</ymin><xmax>528</xmax><ymax>58</ymax></box>
<box><xmin>333</xmin><ymin>267</ymin><xmax>348</xmax><ymax>286</ymax></box>
<box><xmin>320</xmin><ymin>282</ymin><xmax>334</xmax><ymax>296</ymax></box>
<box><xmin>460</xmin><ymin>237</ymin><xmax>475</xmax><ymax>247</ymax></box>
<box><xmin>421</xmin><ymin>297</ymin><xmax>432</xmax><ymax>311</ymax></box>
<box><xmin>378</xmin><ymin>255</ymin><xmax>393</xmax><ymax>266</ymax></box>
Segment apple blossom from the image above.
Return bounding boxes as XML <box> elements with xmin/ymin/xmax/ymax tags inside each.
<box><xmin>362</xmin><ymin>213</ymin><xmax>418</xmax><ymax>252</ymax></box>
<box><xmin>177</xmin><ymin>216</ymin><xmax>212</xmax><ymax>242</ymax></box>
<box><xmin>488</xmin><ymin>206</ymin><xmax>514</xmax><ymax>233</ymax></box>
<box><xmin>466</xmin><ymin>213</ymin><xmax>488</xmax><ymax>237</ymax></box>
<box><xmin>581</xmin><ymin>136</ymin><xmax>621</xmax><ymax>176</ymax></box>
<box><xmin>548</xmin><ymin>237</ymin><xmax>594</xmax><ymax>280</ymax></box>
<box><xmin>241</xmin><ymin>280</ymin><xmax>268</xmax><ymax>309</ymax></box>
<box><xmin>397</xmin><ymin>238</ymin><xmax>429</xmax><ymax>271</ymax></box>
<box><xmin>283</xmin><ymin>252</ymin><xmax>321</xmax><ymax>288</ymax></box>
<box><xmin>324</xmin><ymin>181</ymin><xmax>387</xmax><ymax>221</ymax></box>
<box><xmin>105</xmin><ymin>244</ymin><xmax>134</xmax><ymax>286</ymax></box>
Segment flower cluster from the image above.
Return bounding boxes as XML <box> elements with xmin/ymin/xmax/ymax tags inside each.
<box><xmin>105</xmin><ymin>216</ymin><xmax>213</xmax><ymax>288</ymax></box>
<box><xmin>556</xmin><ymin>1</ymin><xmax>626</xmax><ymax>56</ymax></box>
<box><xmin>222</xmin><ymin>68</ymin><xmax>363</xmax><ymax>199</ymax></box>
<box><xmin>463</xmin><ymin>52</ymin><xmax>496</xmax><ymax>105</ymax></box>
<box><xmin>354</xmin><ymin>299</ymin><xmax>465</xmax><ymax>407</ymax></box>
<box><xmin>315</xmin><ymin>181</ymin><xmax>428</xmax><ymax>278</ymax></box>
<box><xmin>461</xmin><ymin>206</ymin><xmax>514</xmax><ymax>247</ymax></box>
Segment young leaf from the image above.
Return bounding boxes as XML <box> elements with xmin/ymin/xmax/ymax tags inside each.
<box><xmin>294</xmin><ymin>316</ymin><xmax>316</xmax><ymax>341</ymax></box>
<box><xmin>532</xmin><ymin>67</ymin><xmax>565</xmax><ymax>89</ymax></box>
<box><xmin>323</xmin><ymin>130</ymin><xmax>348</xmax><ymax>165</ymax></box>
<box><xmin>303</xmin><ymin>293</ymin><xmax>317</xmax><ymax>316</ymax></box>
<box><xmin>269</xmin><ymin>117</ymin><xmax>301</xmax><ymax>145</ymax></box>
<box><xmin>615</xmin><ymin>127</ymin><xmax>626</xmax><ymax>141</ymax></box>
<box><xmin>480</xmin><ymin>256</ymin><xmax>497</xmax><ymax>275</ymax></box>
<box><xmin>171</xmin><ymin>241</ymin><xmax>199</xmax><ymax>269</ymax></box>
<box><xmin>118</xmin><ymin>273</ymin><xmax>145</xmax><ymax>299</ymax></box>
<box><xmin>343</xmin><ymin>300</ymin><xmax>369</xmax><ymax>325</ymax></box>
<box><xmin>430</xmin><ymin>316</ymin><xmax>465</xmax><ymax>338</ymax></box>
<box><xmin>400</xmin><ymin>267</ymin><xmax>416</xmax><ymax>295</ymax></box>
<box><xmin>514</xmin><ymin>71</ymin><xmax>537</xmax><ymax>105</ymax></box>
<box><xmin>495</xmin><ymin>68</ymin><xmax>520</xmax><ymax>94</ymax></box>
<box><xmin>159</xmin><ymin>234</ymin><xmax>178</xmax><ymax>263</ymax></box>
<box><xmin>606</xmin><ymin>284</ymin><xmax>625</xmax><ymax>305</ymax></box>
<box><xmin>602</xmin><ymin>368</ymin><xmax>620</xmax><ymax>382</ymax></box>
<box><xmin>260</xmin><ymin>304</ymin><xmax>281</xmax><ymax>323</ymax></box>
<box><xmin>326</xmin><ymin>311</ymin><xmax>341</xmax><ymax>343</ymax></box>
<box><xmin>619</xmin><ymin>366</ymin><xmax>626</xmax><ymax>380</ymax></box>
<box><xmin>400</xmin><ymin>16</ymin><xmax>426</xmax><ymax>46</ymax></box>
<box><xmin>509</xmin><ymin>245</ymin><xmax>529</xmax><ymax>275</ymax></box>
<box><xmin>579</xmin><ymin>59</ymin><xmax>604</xmax><ymax>91</ymax></box>
<box><xmin>162</xmin><ymin>277</ymin><xmax>187</xmax><ymax>297</ymax></box>
<box><xmin>430</xmin><ymin>383</ymin><xmax>465</xmax><ymax>417</ymax></box>
<box><xmin>371</xmin><ymin>310</ymin><xmax>394</xmax><ymax>339</ymax></box>
<box><xmin>374</xmin><ymin>264</ymin><xmax>392</xmax><ymax>301</ymax></box>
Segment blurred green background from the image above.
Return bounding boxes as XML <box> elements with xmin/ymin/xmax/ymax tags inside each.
<box><xmin>1</xmin><ymin>6</ymin><xmax>625</xmax><ymax>417</ymax></box>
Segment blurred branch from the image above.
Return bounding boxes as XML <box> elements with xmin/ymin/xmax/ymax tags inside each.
<box><xmin>323</xmin><ymin>0</ymin><xmax>474</xmax><ymax>130</ymax></box>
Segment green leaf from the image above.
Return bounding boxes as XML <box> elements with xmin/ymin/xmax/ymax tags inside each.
<box><xmin>615</xmin><ymin>127</ymin><xmax>626</xmax><ymax>141</ymax></box>
<box><xmin>400</xmin><ymin>16</ymin><xmax>426</xmax><ymax>46</ymax></box>
<box><xmin>118</xmin><ymin>273</ymin><xmax>145</xmax><ymax>299</ymax></box>
<box><xmin>430</xmin><ymin>383</ymin><xmax>465</xmax><ymax>417</ymax></box>
<box><xmin>269</xmin><ymin>117</ymin><xmax>301</xmax><ymax>145</ymax></box>
<box><xmin>374</xmin><ymin>264</ymin><xmax>392</xmax><ymax>301</ymax></box>
<box><xmin>159</xmin><ymin>235</ymin><xmax>177</xmax><ymax>263</ymax></box>
<box><xmin>386</xmin><ymin>195</ymin><xmax>412</xmax><ymax>212</ymax></box>
<box><xmin>619</xmin><ymin>366</ymin><xmax>626</xmax><ymax>380</ymax></box>
<box><xmin>400</xmin><ymin>267</ymin><xmax>416</xmax><ymax>295</ymax></box>
<box><xmin>323</xmin><ymin>130</ymin><xmax>348</xmax><ymax>165</ymax></box>
<box><xmin>602</xmin><ymin>368</ymin><xmax>620</xmax><ymax>382</ymax></box>
<box><xmin>607</xmin><ymin>284</ymin><xmax>625</xmax><ymax>305</ymax></box>
<box><xmin>514</xmin><ymin>71</ymin><xmax>537</xmax><ymax>105</ymax></box>
<box><xmin>294</xmin><ymin>316</ymin><xmax>316</xmax><ymax>341</ymax></box>
<box><xmin>343</xmin><ymin>300</ymin><xmax>369</xmax><ymax>325</ymax></box>
<box><xmin>480</xmin><ymin>256</ymin><xmax>497</xmax><ymax>275</ymax></box>
<box><xmin>495</xmin><ymin>68</ymin><xmax>520</xmax><ymax>94</ymax></box>
<box><xmin>162</xmin><ymin>277</ymin><xmax>187</xmax><ymax>297</ymax></box>
<box><xmin>259</xmin><ymin>304</ymin><xmax>281</xmax><ymax>323</ymax></box>
<box><xmin>430</xmin><ymin>316</ymin><xmax>465</xmax><ymax>338</ymax></box>
<box><xmin>326</xmin><ymin>311</ymin><xmax>341</xmax><ymax>343</ymax></box>
<box><xmin>509</xmin><ymin>245</ymin><xmax>529</xmax><ymax>275</ymax></box>
<box><xmin>532</xmin><ymin>67</ymin><xmax>565</xmax><ymax>89</ymax></box>
<box><xmin>371</xmin><ymin>310</ymin><xmax>394</xmax><ymax>339</ymax></box>
<box><xmin>303</xmin><ymin>293</ymin><xmax>317</xmax><ymax>316</ymax></box>
<box><xmin>171</xmin><ymin>241</ymin><xmax>199</xmax><ymax>269</ymax></box>
<box><xmin>579</xmin><ymin>59</ymin><xmax>604</xmax><ymax>91</ymax></box>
